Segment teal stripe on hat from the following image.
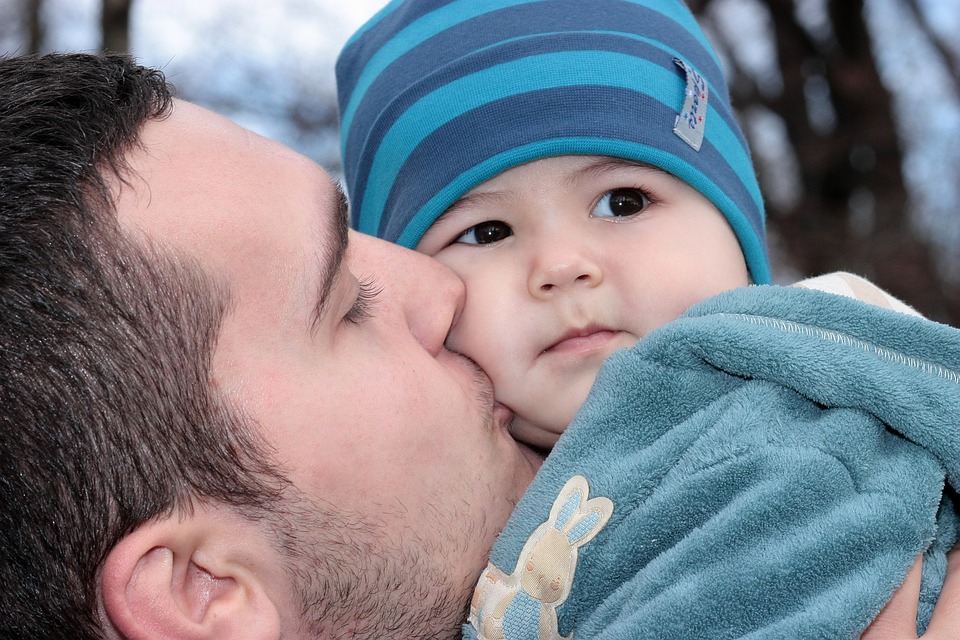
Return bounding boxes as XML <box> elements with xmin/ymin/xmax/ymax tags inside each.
<box><xmin>339</xmin><ymin>0</ymin><xmax>541</xmax><ymax>155</ymax></box>
<box><xmin>356</xmin><ymin>47</ymin><xmax>759</xmax><ymax>239</ymax></box>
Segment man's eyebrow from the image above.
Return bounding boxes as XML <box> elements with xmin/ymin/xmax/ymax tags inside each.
<box><xmin>312</xmin><ymin>182</ymin><xmax>350</xmax><ymax>327</ymax></box>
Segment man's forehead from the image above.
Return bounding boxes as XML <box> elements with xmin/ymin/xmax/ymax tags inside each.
<box><xmin>132</xmin><ymin>100</ymin><xmax>304</xmax><ymax>172</ymax></box>
<box><xmin>115</xmin><ymin>99</ymin><xmax>325</xmax><ymax>241</ymax></box>
<box><xmin>111</xmin><ymin>97</ymin><xmax>348</xmax><ymax>326</ymax></box>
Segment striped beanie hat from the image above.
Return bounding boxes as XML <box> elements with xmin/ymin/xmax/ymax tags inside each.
<box><xmin>337</xmin><ymin>0</ymin><xmax>771</xmax><ymax>283</ymax></box>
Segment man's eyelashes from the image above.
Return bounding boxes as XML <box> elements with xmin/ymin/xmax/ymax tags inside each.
<box><xmin>344</xmin><ymin>277</ymin><xmax>382</xmax><ymax>325</ymax></box>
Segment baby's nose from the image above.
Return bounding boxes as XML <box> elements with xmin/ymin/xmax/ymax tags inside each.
<box><xmin>528</xmin><ymin>252</ymin><xmax>603</xmax><ymax>298</ymax></box>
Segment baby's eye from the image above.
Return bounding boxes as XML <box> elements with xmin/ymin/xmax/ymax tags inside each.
<box><xmin>592</xmin><ymin>188</ymin><xmax>651</xmax><ymax>218</ymax></box>
<box><xmin>455</xmin><ymin>220</ymin><xmax>513</xmax><ymax>245</ymax></box>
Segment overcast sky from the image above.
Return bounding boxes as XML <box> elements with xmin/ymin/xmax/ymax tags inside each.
<box><xmin>46</xmin><ymin>0</ymin><xmax>387</xmax><ymax>54</ymax></box>
<box><xmin>35</xmin><ymin>0</ymin><xmax>389</xmax><ymax>167</ymax></box>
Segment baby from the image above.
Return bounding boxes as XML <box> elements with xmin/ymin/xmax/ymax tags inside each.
<box><xmin>337</xmin><ymin>0</ymin><xmax>959</xmax><ymax>637</ymax></box>
<box><xmin>416</xmin><ymin>153</ymin><xmax>752</xmax><ymax>449</ymax></box>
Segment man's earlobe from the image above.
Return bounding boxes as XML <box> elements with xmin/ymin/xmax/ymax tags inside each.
<box><xmin>100</xmin><ymin>505</ymin><xmax>282</xmax><ymax>640</ymax></box>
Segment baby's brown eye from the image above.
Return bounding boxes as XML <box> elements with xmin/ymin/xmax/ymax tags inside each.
<box><xmin>593</xmin><ymin>188</ymin><xmax>651</xmax><ymax>218</ymax></box>
<box><xmin>456</xmin><ymin>220</ymin><xmax>513</xmax><ymax>245</ymax></box>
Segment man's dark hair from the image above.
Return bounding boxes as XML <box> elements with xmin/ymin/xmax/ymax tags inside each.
<box><xmin>0</xmin><ymin>53</ymin><xmax>286</xmax><ymax>639</ymax></box>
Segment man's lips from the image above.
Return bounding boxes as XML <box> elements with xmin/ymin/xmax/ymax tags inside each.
<box><xmin>493</xmin><ymin>400</ymin><xmax>514</xmax><ymax>428</ymax></box>
<box><xmin>542</xmin><ymin>326</ymin><xmax>619</xmax><ymax>355</ymax></box>
<box><xmin>497</xmin><ymin>402</ymin><xmax>546</xmax><ymax>469</ymax></box>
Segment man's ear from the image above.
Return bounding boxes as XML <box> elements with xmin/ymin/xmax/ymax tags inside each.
<box><xmin>100</xmin><ymin>502</ymin><xmax>282</xmax><ymax>640</ymax></box>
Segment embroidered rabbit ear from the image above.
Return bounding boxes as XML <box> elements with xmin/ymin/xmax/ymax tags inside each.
<box><xmin>549</xmin><ymin>476</ymin><xmax>614</xmax><ymax>548</ymax></box>
<box><xmin>565</xmin><ymin>511</ymin><xmax>605</xmax><ymax>546</ymax></box>
<box><xmin>553</xmin><ymin>488</ymin><xmax>585</xmax><ymax>531</ymax></box>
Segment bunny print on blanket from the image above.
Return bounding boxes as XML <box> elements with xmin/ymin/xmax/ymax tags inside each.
<box><xmin>469</xmin><ymin>475</ymin><xmax>614</xmax><ymax>640</ymax></box>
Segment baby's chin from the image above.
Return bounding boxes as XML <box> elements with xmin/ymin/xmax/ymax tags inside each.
<box><xmin>507</xmin><ymin>413</ymin><xmax>569</xmax><ymax>452</ymax></box>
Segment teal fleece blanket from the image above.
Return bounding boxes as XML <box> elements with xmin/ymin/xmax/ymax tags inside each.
<box><xmin>466</xmin><ymin>285</ymin><xmax>960</xmax><ymax>639</ymax></box>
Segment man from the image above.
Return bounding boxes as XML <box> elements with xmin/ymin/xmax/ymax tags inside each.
<box><xmin>0</xmin><ymin>53</ymin><xmax>952</xmax><ymax>640</ymax></box>
<box><xmin>1</xmin><ymin>53</ymin><xmax>539</xmax><ymax>639</ymax></box>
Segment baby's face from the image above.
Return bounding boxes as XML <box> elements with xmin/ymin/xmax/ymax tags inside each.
<box><xmin>417</xmin><ymin>155</ymin><xmax>749</xmax><ymax>449</ymax></box>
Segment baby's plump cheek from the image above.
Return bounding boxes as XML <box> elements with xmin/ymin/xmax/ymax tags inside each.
<box><xmin>498</xmin><ymin>361</ymin><xmax>601</xmax><ymax>450</ymax></box>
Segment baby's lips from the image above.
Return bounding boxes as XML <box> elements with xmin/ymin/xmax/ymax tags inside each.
<box><xmin>542</xmin><ymin>325</ymin><xmax>618</xmax><ymax>355</ymax></box>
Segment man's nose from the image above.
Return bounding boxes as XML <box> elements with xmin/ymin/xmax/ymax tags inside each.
<box><xmin>527</xmin><ymin>241</ymin><xmax>603</xmax><ymax>299</ymax></box>
<box><xmin>349</xmin><ymin>230</ymin><xmax>463</xmax><ymax>357</ymax></box>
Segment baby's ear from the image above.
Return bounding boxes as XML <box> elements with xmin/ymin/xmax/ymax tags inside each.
<box><xmin>100</xmin><ymin>503</ymin><xmax>282</xmax><ymax>640</ymax></box>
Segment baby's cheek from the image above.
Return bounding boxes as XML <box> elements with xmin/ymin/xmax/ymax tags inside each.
<box><xmin>446</xmin><ymin>282</ymin><xmax>517</xmax><ymax>361</ymax></box>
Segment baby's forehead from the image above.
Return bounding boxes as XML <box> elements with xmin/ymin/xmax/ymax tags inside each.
<box><xmin>460</xmin><ymin>155</ymin><xmax>667</xmax><ymax>194</ymax></box>
<box><xmin>456</xmin><ymin>156</ymin><xmax>676</xmax><ymax>204</ymax></box>
<box><xmin>435</xmin><ymin>156</ymin><xmax>655</xmax><ymax>219</ymax></box>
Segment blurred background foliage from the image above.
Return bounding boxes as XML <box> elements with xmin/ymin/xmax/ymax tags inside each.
<box><xmin>3</xmin><ymin>0</ymin><xmax>959</xmax><ymax>323</ymax></box>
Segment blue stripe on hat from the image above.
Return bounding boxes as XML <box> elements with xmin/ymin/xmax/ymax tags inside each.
<box><xmin>338</xmin><ymin>0</ymin><xmax>541</xmax><ymax>145</ymax></box>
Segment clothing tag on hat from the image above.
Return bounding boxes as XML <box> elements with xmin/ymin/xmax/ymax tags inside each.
<box><xmin>673</xmin><ymin>58</ymin><xmax>708</xmax><ymax>151</ymax></box>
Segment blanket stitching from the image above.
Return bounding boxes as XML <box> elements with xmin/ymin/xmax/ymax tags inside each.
<box><xmin>724</xmin><ymin>314</ymin><xmax>960</xmax><ymax>385</ymax></box>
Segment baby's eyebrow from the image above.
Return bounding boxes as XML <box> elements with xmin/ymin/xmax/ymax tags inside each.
<box><xmin>445</xmin><ymin>190</ymin><xmax>496</xmax><ymax>216</ymax></box>
<box><xmin>574</xmin><ymin>157</ymin><xmax>659</xmax><ymax>180</ymax></box>
<box><xmin>438</xmin><ymin>189</ymin><xmax>509</xmax><ymax>224</ymax></box>
<box><xmin>436</xmin><ymin>156</ymin><xmax>665</xmax><ymax>226</ymax></box>
<box><xmin>430</xmin><ymin>206</ymin><xmax>455</xmax><ymax>229</ymax></box>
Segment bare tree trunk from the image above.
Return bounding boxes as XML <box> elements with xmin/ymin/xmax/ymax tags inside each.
<box><xmin>100</xmin><ymin>0</ymin><xmax>133</xmax><ymax>53</ymax></box>
<box><xmin>697</xmin><ymin>0</ymin><xmax>958</xmax><ymax>322</ymax></box>
<box><xmin>26</xmin><ymin>0</ymin><xmax>44</xmax><ymax>54</ymax></box>
<box><xmin>788</xmin><ymin>0</ymin><xmax>955</xmax><ymax>320</ymax></box>
<box><xmin>825</xmin><ymin>0</ymin><xmax>956</xmax><ymax>320</ymax></box>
